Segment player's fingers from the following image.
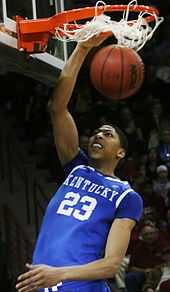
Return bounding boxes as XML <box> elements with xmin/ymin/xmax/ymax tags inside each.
<box><xmin>17</xmin><ymin>288</ymin><xmax>37</xmax><ymax>292</ymax></box>
<box><xmin>26</xmin><ymin>263</ymin><xmax>41</xmax><ymax>270</ymax></box>
<box><xmin>17</xmin><ymin>280</ymin><xmax>42</xmax><ymax>292</ymax></box>
<box><xmin>17</xmin><ymin>269</ymin><xmax>38</xmax><ymax>282</ymax></box>
<box><xmin>93</xmin><ymin>31</ymin><xmax>111</xmax><ymax>44</ymax></box>
<box><xmin>16</xmin><ymin>279</ymin><xmax>33</xmax><ymax>290</ymax></box>
<box><xmin>17</xmin><ymin>282</ymin><xmax>38</xmax><ymax>292</ymax></box>
<box><xmin>16</xmin><ymin>273</ymin><xmax>42</xmax><ymax>289</ymax></box>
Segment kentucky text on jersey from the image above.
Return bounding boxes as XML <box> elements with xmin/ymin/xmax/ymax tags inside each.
<box><xmin>63</xmin><ymin>167</ymin><xmax>125</xmax><ymax>203</ymax></box>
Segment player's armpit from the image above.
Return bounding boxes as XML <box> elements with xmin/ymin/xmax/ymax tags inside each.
<box><xmin>104</xmin><ymin>218</ymin><xmax>136</xmax><ymax>273</ymax></box>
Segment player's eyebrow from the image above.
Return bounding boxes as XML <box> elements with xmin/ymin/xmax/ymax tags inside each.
<box><xmin>92</xmin><ymin>128</ymin><xmax>114</xmax><ymax>135</ymax></box>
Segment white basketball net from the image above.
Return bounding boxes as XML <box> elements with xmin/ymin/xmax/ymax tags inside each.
<box><xmin>54</xmin><ymin>0</ymin><xmax>164</xmax><ymax>51</ymax></box>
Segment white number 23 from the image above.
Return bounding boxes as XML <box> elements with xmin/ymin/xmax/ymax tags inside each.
<box><xmin>56</xmin><ymin>192</ymin><xmax>97</xmax><ymax>221</ymax></box>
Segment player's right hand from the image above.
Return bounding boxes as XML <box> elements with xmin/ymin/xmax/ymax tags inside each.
<box><xmin>78</xmin><ymin>32</ymin><xmax>110</xmax><ymax>49</ymax></box>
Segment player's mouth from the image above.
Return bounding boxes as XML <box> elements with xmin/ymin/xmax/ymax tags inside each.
<box><xmin>91</xmin><ymin>142</ymin><xmax>103</xmax><ymax>150</ymax></box>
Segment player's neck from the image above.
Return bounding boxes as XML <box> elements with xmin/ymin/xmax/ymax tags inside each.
<box><xmin>89</xmin><ymin>159</ymin><xmax>116</xmax><ymax>177</ymax></box>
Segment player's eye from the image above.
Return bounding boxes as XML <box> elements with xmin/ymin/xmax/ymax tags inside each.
<box><xmin>105</xmin><ymin>132</ymin><xmax>113</xmax><ymax>137</ymax></box>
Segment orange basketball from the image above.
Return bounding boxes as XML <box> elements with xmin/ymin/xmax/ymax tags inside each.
<box><xmin>90</xmin><ymin>45</ymin><xmax>145</xmax><ymax>100</ymax></box>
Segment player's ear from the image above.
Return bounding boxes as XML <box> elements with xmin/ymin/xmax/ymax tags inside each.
<box><xmin>117</xmin><ymin>148</ymin><xmax>126</xmax><ymax>160</ymax></box>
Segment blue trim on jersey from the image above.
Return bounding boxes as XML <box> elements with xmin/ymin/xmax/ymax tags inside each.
<box><xmin>115</xmin><ymin>191</ymin><xmax>143</xmax><ymax>222</ymax></box>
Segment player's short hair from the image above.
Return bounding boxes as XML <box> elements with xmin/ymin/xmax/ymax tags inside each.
<box><xmin>114</xmin><ymin>125</ymin><xmax>128</xmax><ymax>152</ymax></box>
<box><xmin>100</xmin><ymin>123</ymin><xmax>128</xmax><ymax>152</ymax></box>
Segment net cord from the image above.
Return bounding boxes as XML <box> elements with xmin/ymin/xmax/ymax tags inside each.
<box><xmin>54</xmin><ymin>0</ymin><xmax>164</xmax><ymax>51</ymax></box>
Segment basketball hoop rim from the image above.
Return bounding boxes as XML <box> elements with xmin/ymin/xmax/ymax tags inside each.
<box><xmin>15</xmin><ymin>3</ymin><xmax>161</xmax><ymax>54</ymax></box>
<box><xmin>17</xmin><ymin>4</ymin><xmax>160</xmax><ymax>35</ymax></box>
<box><xmin>54</xmin><ymin>4</ymin><xmax>159</xmax><ymax>27</ymax></box>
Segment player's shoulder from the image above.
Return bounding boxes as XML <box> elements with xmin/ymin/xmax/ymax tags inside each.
<box><xmin>64</xmin><ymin>148</ymin><xmax>88</xmax><ymax>176</ymax></box>
<box><xmin>104</xmin><ymin>175</ymin><xmax>132</xmax><ymax>192</ymax></box>
<box><xmin>120</xmin><ymin>179</ymin><xmax>142</xmax><ymax>202</ymax></box>
<box><xmin>109</xmin><ymin>176</ymin><xmax>142</xmax><ymax>202</ymax></box>
<box><xmin>118</xmin><ymin>178</ymin><xmax>143</xmax><ymax>208</ymax></box>
<box><xmin>113</xmin><ymin>178</ymin><xmax>143</xmax><ymax>221</ymax></box>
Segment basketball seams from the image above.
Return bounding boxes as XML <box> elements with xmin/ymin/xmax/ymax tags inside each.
<box><xmin>101</xmin><ymin>46</ymin><xmax>114</xmax><ymax>96</ymax></box>
<box><xmin>90</xmin><ymin>45</ymin><xmax>144</xmax><ymax>100</ymax></box>
<box><xmin>132</xmin><ymin>49</ymin><xmax>144</xmax><ymax>85</ymax></box>
<box><xmin>137</xmin><ymin>53</ymin><xmax>145</xmax><ymax>88</ymax></box>
<box><xmin>129</xmin><ymin>48</ymin><xmax>145</xmax><ymax>95</ymax></box>
<box><xmin>119</xmin><ymin>47</ymin><xmax>124</xmax><ymax>99</ymax></box>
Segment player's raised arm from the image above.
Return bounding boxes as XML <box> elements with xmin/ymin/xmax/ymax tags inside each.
<box><xmin>48</xmin><ymin>34</ymin><xmax>108</xmax><ymax>165</ymax></box>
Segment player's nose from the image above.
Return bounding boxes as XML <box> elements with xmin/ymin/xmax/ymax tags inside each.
<box><xmin>95</xmin><ymin>132</ymin><xmax>104</xmax><ymax>139</ymax></box>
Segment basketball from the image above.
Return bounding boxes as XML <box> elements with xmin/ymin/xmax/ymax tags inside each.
<box><xmin>90</xmin><ymin>45</ymin><xmax>145</xmax><ymax>100</ymax></box>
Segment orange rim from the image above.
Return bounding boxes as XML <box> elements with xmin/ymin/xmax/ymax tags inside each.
<box><xmin>52</xmin><ymin>4</ymin><xmax>159</xmax><ymax>36</ymax></box>
<box><xmin>17</xmin><ymin>5</ymin><xmax>160</xmax><ymax>34</ymax></box>
<box><xmin>54</xmin><ymin>4</ymin><xmax>159</xmax><ymax>27</ymax></box>
<box><xmin>16</xmin><ymin>4</ymin><xmax>160</xmax><ymax>53</ymax></box>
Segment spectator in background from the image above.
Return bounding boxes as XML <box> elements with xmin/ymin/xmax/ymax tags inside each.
<box><xmin>159</xmin><ymin>279</ymin><xmax>170</xmax><ymax>292</ymax></box>
<box><xmin>153</xmin><ymin>165</ymin><xmax>170</xmax><ymax>208</ymax></box>
<box><xmin>130</xmin><ymin>156</ymin><xmax>147</xmax><ymax>192</ymax></box>
<box><xmin>127</xmin><ymin>219</ymin><xmax>157</xmax><ymax>257</ymax></box>
<box><xmin>157</xmin><ymin>129</ymin><xmax>170</xmax><ymax>169</ymax></box>
<box><xmin>164</xmin><ymin>209</ymin><xmax>170</xmax><ymax>232</ymax></box>
<box><xmin>150</xmin><ymin>101</ymin><xmax>163</xmax><ymax>131</ymax></box>
<box><xmin>108</xmin><ymin>255</ymin><xmax>130</xmax><ymax>292</ymax></box>
<box><xmin>122</xmin><ymin>155</ymin><xmax>139</xmax><ymax>183</ymax></box>
<box><xmin>119</xmin><ymin>106</ymin><xmax>145</xmax><ymax>156</ymax></box>
<box><xmin>145</xmin><ymin>148</ymin><xmax>159</xmax><ymax>180</ymax></box>
<box><xmin>147</xmin><ymin>100</ymin><xmax>163</xmax><ymax>151</ymax></box>
<box><xmin>159</xmin><ymin>209</ymin><xmax>170</xmax><ymax>246</ymax></box>
<box><xmin>140</xmin><ymin>206</ymin><xmax>158</xmax><ymax>226</ymax></box>
<box><xmin>157</xmin><ymin>248</ymin><xmax>170</xmax><ymax>292</ymax></box>
<box><xmin>140</xmin><ymin>181</ymin><xmax>166</xmax><ymax>224</ymax></box>
<box><xmin>148</xmin><ymin>129</ymin><xmax>160</xmax><ymax>151</ymax></box>
<box><xmin>125</xmin><ymin>224</ymin><xmax>166</xmax><ymax>292</ymax></box>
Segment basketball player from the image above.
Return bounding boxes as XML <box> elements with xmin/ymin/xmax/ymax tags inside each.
<box><xmin>16</xmin><ymin>34</ymin><xmax>143</xmax><ymax>292</ymax></box>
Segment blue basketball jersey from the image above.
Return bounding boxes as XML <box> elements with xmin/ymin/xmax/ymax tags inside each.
<box><xmin>32</xmin><ymin>150</ymin><xmax>143</xmax><ymax>291</ymax></box>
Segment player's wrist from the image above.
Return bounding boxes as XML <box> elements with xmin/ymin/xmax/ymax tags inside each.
<box><xmin>59</xmin><ymin>266</ymin><xmax>82</xmax><ymax>282</ymax></box>
<box><xmin>76</xmin><ymin>42</ymin><xmax>91</xmax><ymax>53</ymax></box>
<box><xmin>57</xmin><ymin>267</ymin><xmax>70</xmax><ymax>282</ymax></box>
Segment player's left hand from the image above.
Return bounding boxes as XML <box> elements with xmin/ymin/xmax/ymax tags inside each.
<box><xmin>16</xmin><ymin>263</ymin><xmax>63</xmax><ymax>292</ymax></box>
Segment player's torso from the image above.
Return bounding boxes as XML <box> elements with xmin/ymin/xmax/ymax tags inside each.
<box><xmin>33</xmin><ymin>165</ymin><xmax>129</xmax><ymax>267</ymax></box>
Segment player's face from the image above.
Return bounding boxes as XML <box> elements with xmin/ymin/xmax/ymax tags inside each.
<box><xmin>88</xmin><ymin>125</ymin><xmax>125</xmax><ymax>161</ymax></box>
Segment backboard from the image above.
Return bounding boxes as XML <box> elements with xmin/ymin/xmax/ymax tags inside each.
<box><xmin>0</xmin><ymin>0</ymin><xmax>67</xmax><ymax>69</ymax></box>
